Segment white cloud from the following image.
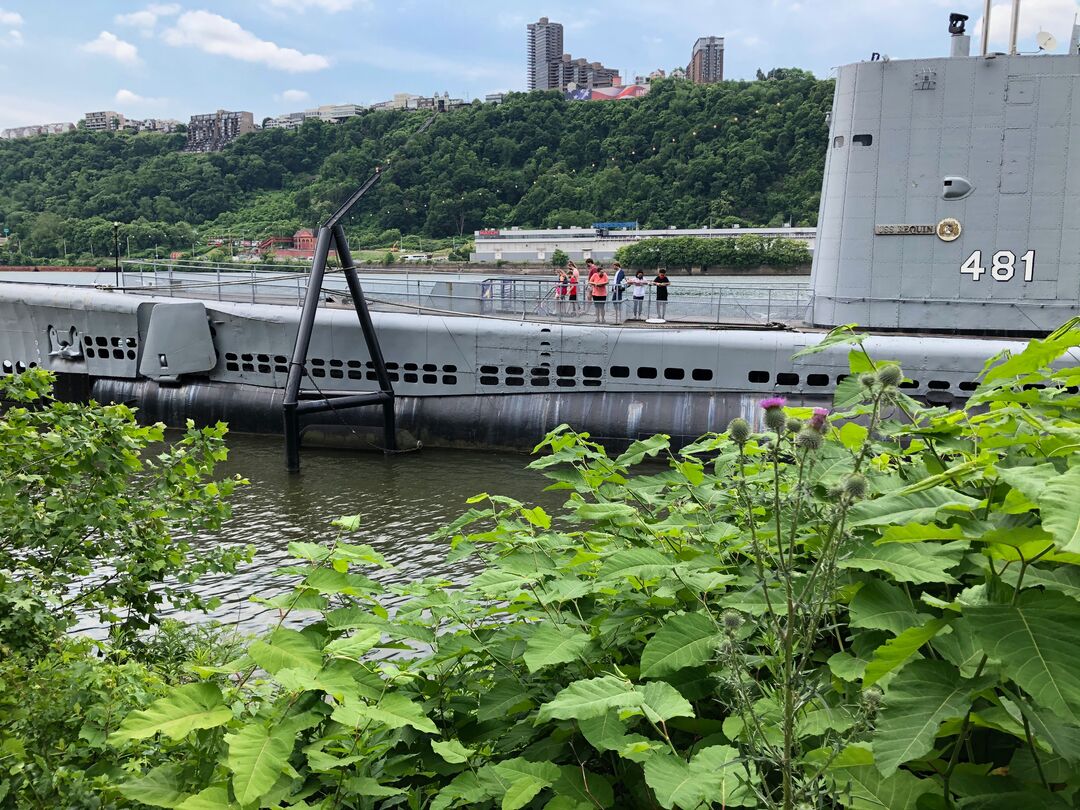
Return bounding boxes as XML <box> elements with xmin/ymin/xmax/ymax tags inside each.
<box><xmin>0</xmin><ymin>8</ymin><xmax>22</xmax><ymax>27</ymax></box>
<box><xmin>115</xmin><ymin>88</ymin><xmax>166</xmax><ymax>105</ymax></box>
<box><xmin>277</xmin><ymin>88</ymin><xmax>310</xmax><ymax>103</ymax></box>
<box><xmin>80</xmin><ymin>31</ymin><xmax>140</xmax><ymax>65</ymax></box>
<box><xmin>161</xmin><ymin>11</ymin><xmax>329</xmax><ymax>72</ymax></box>
<box><xmin>266</xmin><ymin>0</ymin><xmax>366</xmax><ymax>11</ymax></box>
<box><xmin>979</xmin><ymin>0</ymin><xmax>1080</xmax><ymax>51</ymax></box>
<box><xmin>115</xmin><ymin>3</ymin><xmax>180</xmax><ymax>35</ymax></box>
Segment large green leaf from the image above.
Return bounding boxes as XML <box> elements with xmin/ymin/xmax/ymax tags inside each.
<box><xmin>597</xmin><ymin>548</ymin><xmax>672</xmax><ymax>581</ymax></box>
<box><xmin>863</xmin><ymin>618</ymin><xmax>948</xmax><ymax>687</ymax></box>
<box><xmin>639</xmin><ymin>612</ymin><xmax>719</xmax><ymax>678</ymax></box>
<box><xmin>1039</xmin><ymin>465</ymin><xmax>1080</xmax><ymax>553</ymax></box>
<box><xmin>247</xmin><ymin>628</ymin><xmax>322</xmax><ymax>675</ymax></box>
<box><xmin>848</xmin><ymin>486</ymin><xmax>979</xmax><ymax>527</ymax></box>
<box><xmin>323</xmin><ymin>626</ymin><xmax>381</xmax><ymax>660</ymax></box>
<box><xmin>968</xmin><ymin>592</ymin><xmax>1080</xmax><ymax>721</ymax></box>
<box><xmin>175</xmin><ymin>785</ymin><xmax>238</xmax><ymax>810</ymax></box>
<box><xmin>523</xmin><ymin>624</ymin><xmax>591</xmax><ymax>672</ymax></box>
<box><xmin>644</xmin><ymin>745</ymin><xmax>751</xmax><ymax>809</ymax></box>
<box><xmin>873</xmin><ymin>660</ymin><xmax>986</xmax><ymax>776</ymax></box>
<box><xmin>998</xmin><ymin>464</ymin><xmax>1061</xmax><ymax>503</ymax></box>
<box><xmin>999</xmin><ymin>564</ymin><xmax>1080</xmax><ymax>601</ymax></box>
<box><xmin>225</xmin><ymin>722</ymin><xmax>295</xmax><ymax>806</ymax></box>
<box><xmin>840</xmin><ymin>541</ymin><xmax>962</xmax><ymax>584</ymax></box>
<box><xmin>552</xmin><ymin>765</ymin><xmax>615</xmax><ymax>808</ymax></box>
<box><xmin>537</xmin><ymin>676</ymin><xmax>640</xmax><ymax>722</ymax></box>
<box><xmin>110</xmin><ymin>682</ymin><xmax>232</xmax><ymax>742</ymax></box>
<box><xmin>332</xmin><ymin>692</ymin><xmax>439</xmax><ymax>734</ymax></box>
<box><xmin>639</xmin><ymin>681</ymin><xmax>694</xmax><ymax>722</ymax></box>
<box><xmin>831</xmin><ymin>764</ymin><xmax>934</xmax><ymax>810</ymax></box>
<box><xmin>848</xmin><ymin>580</ymin><xmax>925</xmax><ymax>636</ymax></box>
<box><xmin>477</xmin><ymin>680</ymin><xmax>535</xmax><ymax>722</ymax></box>
<box><xmin>117</xmin><ymin>764</ymin><xmax>188</xmax><ymax>808</ymax></box>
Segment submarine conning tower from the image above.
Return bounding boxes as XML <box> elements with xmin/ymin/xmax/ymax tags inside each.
<box><xmin>810</xmin><ymin>13</ymin><xmax>1080</xmax><ymax>334</ymax></box>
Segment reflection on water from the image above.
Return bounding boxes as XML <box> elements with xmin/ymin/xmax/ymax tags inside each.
<box><xmin>168</xmin><ymin>435</ymin><xmax>554</xmax><ymax>632</ymax></box>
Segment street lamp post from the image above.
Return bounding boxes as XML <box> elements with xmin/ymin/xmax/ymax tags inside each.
<box><xmin>112</xmin><ymin>222</ymin><xmax>120</xmax><ymax>288</ymax></box>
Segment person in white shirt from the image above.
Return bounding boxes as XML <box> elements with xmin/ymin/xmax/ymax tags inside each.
<box><xmin>628</xmin><ymin>270</ymin><xmax>648</xmax><ymax>320</ymax></box>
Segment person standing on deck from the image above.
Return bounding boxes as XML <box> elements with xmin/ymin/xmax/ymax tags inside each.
<box><xmin>653</xmin><ymin>269</ymin><xmax>671</xmax><ymax>320</ymax></box>
<box><xmin>611</xmin><ymin>262</ymin><xmax>626</xmax><ymax>323</ymax></box>
<box><xmin>629</xmin><ymin>270</ymin><xmax>648</xmax><ymax>320</ymax></box>
<box><xmin>590</xmin><ymin>265</ymin><xmax>610</xmax><ymax>323</ymax></box>
<box><xmin>567</xmin><ymin>261</ymin><xmax>580</xmax><ymax>314</ymax></box>
<box><xmin>555</xmin><ymin>268</ymin><xmax>567</xmax><ymax>317</ymax></box>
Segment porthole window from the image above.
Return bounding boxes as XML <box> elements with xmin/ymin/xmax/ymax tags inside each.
<box><xmin>637</xmin><ymin>367</ymin><xmax>658</xmax><ymax>379</ymax></box>
<box><xmin>853</xmin><ymin>133</ymin><xmax>873</xmax><ymax>146</ymax></box>
<box><xmin>506</xmin><ymin>377</ymin><xmax>525</xmax><ymax>387</ymax></box>
<box><xmin>557</xmin><ymin>365</ymin><xmax>576</xmax><ymax>377</ymax></box>
<box><xmin>480</xmin><ymin>365</ymin><xmax>499</xmax><ymax>374</ymax></box>
<box><xmin>423</xmin><ymin>363</ymin><xmax>437</xmax><ymax>372</ymax></box>
<box><xmin>928</xmin><ymin>380</ymin><xmax>950</xmax><ymax>390</ymax></box>
<box><xmin>899</xmin><ymin>379</ymin><xmax>919</xmax><ymax>389</ymax></box>
<box><xmin>833</xmin><ymin>135</ymin><xmax>845</xmax><ymax>148</ymax></box>
<box><xmin>480</xmin><ymin>376</ymin><xmax>498</xmax><ymax>386</ymax></box>
<box><xmin>611</xmin><ymin>365</ymin><xmax>630</xmax><ymax>378</ymax></box>
<box><xmin>556</xmin><ymin>378</ymin><xmax>576</xmax><ymax>388</ymax></box>
<box><xmin>807</xmin><ymin>373</ymin><xmax>829</xmax><ymax>387</ymax></box>
<box><xmin>423</xmin><ymin>374</ymin><xmax>437</xmax><ymax>384</ymax></box>
<box><xmin>776</xmin><ymin>372</ymin><xmax>799</xmax><ymax>386</ymax></box>
<box><xmin>443</xmin><ymin>375</ymin><xmax>458</xmax><ymax>385</ymax></box>
<box><xmin>443</xmin><ymin>364</ymin><xmax>458</xmax><ymax>373</ymax></box>
<box><xmin>404</xmin><ymin>373</ymin><xmax>418</xmax><ymax>383</ymax></box>
<box><xmin>664</xmin><ymin>368</ymin><xmax>685</xmax><ymax>380</ymax></box>
<box><xmin>958</xmin><ymin>381</ymin><xmax>978</xmax><ymax>392</ymax></box>
<box><xmin>506</xmin><ymin>365</ymin><xmax>524</xmax><ymax>375</ymax></box>
<box><xmin>583</xmin><ymin>366</ymin><xmax>602</xmax><ymax>378</ymax></box>
<box><xmin>748</xmin><ymin>370</ymin><xmax>770</xmax><ymax>383</ymax></box>
<box><xmin>330</xmin><ymin>369</ymin><xmax>343</xmax><ymax>379</ymax></box>
<box><xmin>692</xmin><ymin>368</ymin><xmax>713</xmax><ymax>382</ymax></box>
<box><xmin>404</xmin><ymin>362</ymin><xmax>418</xmax><ymax>371</ymax></box>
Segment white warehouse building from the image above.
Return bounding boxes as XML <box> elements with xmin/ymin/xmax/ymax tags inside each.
<box><xmin>469</xmin><ymin>226</ymin><xmax>816</xmax><ymax>264</ymax></box>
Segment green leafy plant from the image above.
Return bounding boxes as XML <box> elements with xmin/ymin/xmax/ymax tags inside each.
<box><xmin>99</xmin><ymin>323</ymin><xmax>1080</xmax><ymax>808</ymax></box>
<box><xmin>0</xmin><ymin>369</ymin><xmax>252</xmax><ymax>650</ymax></box>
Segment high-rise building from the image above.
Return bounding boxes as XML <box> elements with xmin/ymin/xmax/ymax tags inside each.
<box><xmin>184</xmin><ymin>109</ymin><xmax>255</xmax><ymax>152</ymax></box>
<box><xmin>84</xmin><ymin>111</ymin><xmax>126</xmax><ymax>131</ymax></box>
<box><xmin>688</xmin><ymin>36</ymin><xmax>724</xmax><ymax>84</ymax></box>
<box><xmin>527</xmin><ymin>17</ymin><xmax>564</xmax><ymax>90</ymax></box>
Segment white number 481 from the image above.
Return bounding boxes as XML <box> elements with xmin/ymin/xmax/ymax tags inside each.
<box><xmin>961</xmin><ymin>250</ymin><xmax>1035</xmax><ymax>282</ymax></box>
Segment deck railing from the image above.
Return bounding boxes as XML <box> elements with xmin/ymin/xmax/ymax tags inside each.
<box><xmin>117</xmin><ymin>260</ymin><xmax>812</xmax><ymax>327</ymax></box>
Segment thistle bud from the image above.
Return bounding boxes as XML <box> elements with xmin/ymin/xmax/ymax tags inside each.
<box><xmin>721</xmin><ymin>609</ymin><xmax>744</xmax><ymax>633</ymax></box>
<box><xmin>877</xmin><ymin>364</ymin><xmax>903</xmax><ymax>387</ymax></box>
<box><xmin>859</xmin><ymin>373</ymin><xmax>877</xmax><ymax>388</ymax></box>
<box><xmin>786</xmin><ymin>417</ymin><xmax>803</xmax><ymax>434</ymax></box>
<box><xmin>861</xmin><ymin>685</ymin><xmax>884</xmax><ymax>713</ymax></box>
<box><xmin>844</xmin><ymin>473</ymin><xmax>868</xmax><ymax>500</ymax></box>
<box><xmin>728</xmin><ymin>418</ymin><xmax>751</xmax><ymax>445</ymax></box>
<box><xmin>764</xmin><ymin>407</ymin><xmax>788</xmax><ymax>433</ymax></box>
<box><xmin>795</xmin><ymin>427</ymin><xmax>823</xmax><ymax>451</ymax></box>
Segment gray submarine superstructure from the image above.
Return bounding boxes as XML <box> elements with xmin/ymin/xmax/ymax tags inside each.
<box><xmin>1</xmin><ymin>13</ymin><xmax>1078</xmax><ymax>451</ymax></box>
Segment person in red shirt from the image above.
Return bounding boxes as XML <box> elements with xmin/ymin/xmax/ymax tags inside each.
<box><xmin>590</xmin><ymin>265</ymin><xmax>610</xmax><ymax>323</ymax></box>
<box><xmin>566</xmin><ymin>261</ymin><xmax>579</xmax><ymax>314</ymax></box>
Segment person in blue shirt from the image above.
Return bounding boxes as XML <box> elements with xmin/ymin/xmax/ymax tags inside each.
<box><xmin>611</xmin><ymin>262</ymin><xmax>626</xmax><ymax>323</ymax></box>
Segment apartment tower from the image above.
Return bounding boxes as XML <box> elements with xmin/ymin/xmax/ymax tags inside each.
<box><xmin>688</xmin><ymin>36</ymin><xmax>725</xmax><ymax>83</ymax></box>
<box><xmin>527</xmin><ymin>17</ymin><xmax>564</xmax><ymax>90</ymax></box>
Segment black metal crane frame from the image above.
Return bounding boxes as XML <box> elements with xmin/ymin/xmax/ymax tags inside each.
<box><xmin>282</xmin><ymin>111</ymin><xmax>438</xmax><ymax>471</ymax></box>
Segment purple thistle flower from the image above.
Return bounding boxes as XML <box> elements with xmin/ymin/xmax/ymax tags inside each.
<box><xmin>760</xmin><ymin>396</ymin><xmax>787</xmax><ymax>410</ymax></box>
<box><xmin>809</xmin><ymin>407</ymin><xmax>829</xmax><ymax>431</ymax></box>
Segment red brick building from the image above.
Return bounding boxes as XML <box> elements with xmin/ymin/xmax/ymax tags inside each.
<box><xmin>257</xmin><ymin>228</ymin><xmax>333</xmax><ymax>260</ymax></box>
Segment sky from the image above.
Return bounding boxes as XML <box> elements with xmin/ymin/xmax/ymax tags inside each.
<box><xmin>0</xmin><ymin>0</ymin><xmax>1078</xmax><ymax>129</ymax></box>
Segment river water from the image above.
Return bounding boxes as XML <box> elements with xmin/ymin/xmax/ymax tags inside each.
<box><xmin>165</xmin><ymin>435</ymin><xmax>553</xmax><ymax>632</ymax></box>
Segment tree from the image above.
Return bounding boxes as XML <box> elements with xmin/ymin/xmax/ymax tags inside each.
<box><xmin>0</xmin><ymin>370</ymin><xmax>252</xmax><ymax>652</ymax></box>
<box><xmin>551</xmin><ymin>248</ymin><xmax>569</xmax><ymax>268</ymax></box>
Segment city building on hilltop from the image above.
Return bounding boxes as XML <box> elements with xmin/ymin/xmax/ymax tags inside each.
<box><xmin>634</xmin><ymin>69</ymin><xmax>669</xmax><ymax>85</ymax></box>
<box><xmin>527</xmin><ymin>16</ymin><xmax>621</xmax><ymax>92</ymax></box>
<box><xmin>264</xmin><ymin>112</ymin><xmax>306</xmax><ymax>130</ymax></box>
<box><xmin>84</xmin><ymin>111</ymin><xmax>126</xmax><ymax>131</ymax></box>
<box><xmin>123</xmin><ymin>118</ymin><xmax>182</xmax><ymax>134</ymax></box>
<box><xmin>303</xmin><ymin>103</ymin><xmax>364</xmax><ymax>123</ymax></box>
<box><xmin>558</xmin><ymin>56</ymin><xmax>621</xmax><ymax>90</ymax></box>
<box><xmin>527</xmin><ymin>16</ymin><xmax>564</xmax><ymax>90</ymax></box>
<box><xmin>669</xmin><ymin>66</ymin><xmax>688</xmax><ymax>80</ymax></box>
<box><xmin>688</xmin><ymin>36</ymin><xmax>724</xmax><ymax>83</ymax></box>
<box><xmin>1</xmin><ymin>122</ymin><xmax>75</xmax><ymax>139</ymax></box>
<box><xmin>485</xmin><ymin>92</ymin><xmax>507</xmax><ymax>104</ymax></box>
<box><xmin>184</xmin><ymin>109</ymin><xmax>255</xmax><ymax>152</ymax></box>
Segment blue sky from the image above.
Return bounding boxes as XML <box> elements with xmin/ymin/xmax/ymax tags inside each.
<box><xmin>0</xmin><ymin>0</ymin><xmax>1077</xmax><ymax>129</ymax></box>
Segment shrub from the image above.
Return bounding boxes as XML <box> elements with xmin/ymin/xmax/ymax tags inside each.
<box><xmin>0</xmin><ymin>370</ymin><xmax>252</xmax><ymax>652</ymax></box>
<box><xmin>104</xmin><ymin>322</ymin><xmax>1080</xmax><ymax>808</ymax></box>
